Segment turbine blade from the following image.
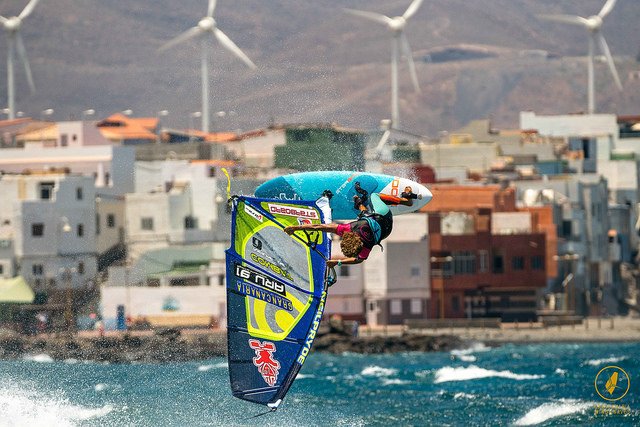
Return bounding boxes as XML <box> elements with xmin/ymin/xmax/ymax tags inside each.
<box><xmin>15</xmin><ymin>33</ymin><xmax>35</xmax><ymax>93</ymax></box>
<box><xmin>403</xmin><ymin>0</ymin><xmax>424</xmax><ymax>20</ymax></box>
<box><xmin>344</xmin><ymin>8</ymin><xmax>393</xmax><ymax>26</ymax></box>
<box><xmin>596</xmin><ymin>33</ymin><xmax>622</xmax><ymax>90</ymax></box>
<box><xmin>158</xmin><ymin>26</ymin><xmax>202</xmax><ymax>52</ymax></box>
<box><xmin>599</xmin><ymin>0</ymin><xmax>617</xmax><ymax>19</ymax></box>
<box><xmin>375</xmin><ymin>130</ymin><xmax>391</xmax><ymax>155</ymax></box>
<box><xmin>214</xmin><ymin>28</ymin><xmax>256</xmax><ymax>69</ymax></box>
<box><xmin>538</xmin><ymin>14</ymin><xmax>590</xmax><ymax>27</ymax></box>
<box><xmin>207</xmin><ymin>0</ymin><xmax>217</xmax><ymax>18</ymax></box>
<box><xmin>19</xmin><ymin>0</ymin><xmax>41</xmax><ymax>20</ymax></box>
<box><xmin>401</xmin><ymin>33</ymin><xmax>420</xmax><ymax>93</ymax></box>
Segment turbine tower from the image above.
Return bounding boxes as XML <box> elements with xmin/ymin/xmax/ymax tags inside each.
<box><xmin>345</xmin><ymin>0</ymin><xmax>423</xmax><ymax>129</ymax></box>
<box><xmin>539</xmin><ymin>0</ymin><xmax>623</xmax><ymax>114</ymax></box>
<box><xmin>159</xmin><ymin>0</ymin><xmax>255</xmax><ymax>133</ymax></box>
<box><xmin>1</xmin><ymin>0</ymin><xmax>40</xmax><ymax>120</ymax></box>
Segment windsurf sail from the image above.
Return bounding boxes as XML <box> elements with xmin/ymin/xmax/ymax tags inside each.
<box><xmin>225</xmin><ymin>195</ymin><xmax>332</xmax><ymax>410</ymax></box>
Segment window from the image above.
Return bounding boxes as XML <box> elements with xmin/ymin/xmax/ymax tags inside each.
<box><xmin>60</xmin><ymin>134</ymin><xmax>68</xmax><ymax>147</ymax></box>
<box><xmin>390</xmin><ymin>299</ymin><xmax>402</xmax><ymax>315</ymax></box>
<box><xmin>78</xmin><ymin>261</ymin><xmax>85</xmax><ymax>275</ymax></box>
<box><xmin>410</xmin><ymin>299</ymin><xmax>422</xmax><ymax>315</ymax></box>
<box><xmin>96</xmin><ymin>214</ymin><xmax>100</xmax><ymax>235</ymax></box>
<box><xmin>410</xmin><ymin>266</ymin><xmax>420</xmax><ymax>277</ymax></box>
<box><xmin>453</xmin><ymin>251</ymin><xmax>476</xmax><ymax>274</ymax></box>
<box><xmin>32</xmin><ymin>264</ymin><xmax>43</xmax><ymax>275</ymax></box>
<box><xmin>77</xmin><ymin>224</ymin><xmax>84</xmax><ymax>237</ymax></box>
<box><xmin>339</xmin><ymin>265</ymin><xmax>350</xmax><ymax>277</ymax></box>
<box><xmin>39</xmin><ymin>182</ymin><xmax>55</xmax><ymax>200</ymax></box>
<box><xmin>107</xmin><ymin>214</ymin><xmax>116</xmax><ymax>228</ymax></box>
<box><xmin>0</xmin><ymin>265</ymin><xmax>3</xmax><ymax>275</ymax></box>
<box><xmin>76</xmin><ymin>187</ymin><xmax>83</xmax><ymax>200</ymax></box>
<box><xmin>512</xmin><ymin>256</ymin><xmax>525</xmax><ymax>270</ymax></box>
<box><xmin>184</xmin><ymin>216</ymin><xmax>198</xmax><ymax>229</ymax></box>
<box><xmin>32</xmin><ymin>223</ymin><xmax>44</xmax><ymax>237</ymax></box>
<box><xmin>532</xmin><ymin>256</ymin><xmax>544</xmax><ymax>270</ymax></box>
<box><xmin>479</xmin><ymin>250</ymin><xmax>489</xmax><ymax>272</ymax></box>
<box><xmin>208</xmin><ymin>167</ymin><xmax>216</xmax><ymax>177</ymax></box>
<box><xmin>141</xmin><ymin>217</ymin><xmax>154</xmax><ymax>231</ymax></box>
<box><xmin>493</xmin><ymin>255</ymin><xmax>504</xmax><ymax>274</ymax></box>
<box><xmin>452</xmin><ymin>295</ymin><xmax>460</xmax><ymax>312</ymax></box>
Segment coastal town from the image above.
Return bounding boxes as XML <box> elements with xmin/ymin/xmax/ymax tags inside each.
<box><xmin>1</xmin><ymin>109</ymin><xmax>639</xmax><ymax>340</ymax></box>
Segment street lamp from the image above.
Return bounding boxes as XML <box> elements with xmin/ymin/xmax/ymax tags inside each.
<box><xmin>59</xmin><ymin>266</ymin><xmax>77</xmax><ymax>331</ymax></box>
<box><xmin>430</xmin><ymin>255</ymin><xmax>453</xmax><ymax>319</ymax></box>
<box><xmin>553</xmin><ymin>253</ymin><xmax>580</xmax><ymax>314</ymax></box>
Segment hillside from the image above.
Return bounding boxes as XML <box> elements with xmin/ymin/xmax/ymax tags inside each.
<box><xmin>1</xmin><ymin>0</ymin><xmax>639</xmax><ymax>136</ymax></box>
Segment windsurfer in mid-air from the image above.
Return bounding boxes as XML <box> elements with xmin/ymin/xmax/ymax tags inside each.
<box><xmin>283</xmin><ymin>183</ymin><xmax>420</xmax><ymax>268</ymax></box>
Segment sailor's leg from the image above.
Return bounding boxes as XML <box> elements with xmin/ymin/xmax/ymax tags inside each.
<box><xmin>316</xmin><ymin>195</ymin><xmax>332</xmax><ymax>224</ymax></box>
<box><xmin>370</xmin><ymin>193</ymin><xmax>390</xmax><ymax>216</ymax></box>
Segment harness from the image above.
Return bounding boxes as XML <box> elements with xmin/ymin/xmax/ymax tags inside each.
<box><xmin>353</xmin><ymin>211</ymin><xmax>392</xmax><ymax>250</ymax></box>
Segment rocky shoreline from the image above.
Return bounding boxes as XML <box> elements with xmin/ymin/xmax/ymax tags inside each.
<box><xmin>0</xmin><ymin>328</ymin><xmax>464</xmax><ymax>364</ymax></box>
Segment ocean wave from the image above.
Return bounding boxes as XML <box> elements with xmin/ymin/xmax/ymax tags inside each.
<box><xmin>554</xmin><ymin>368</ymin><xmax>567</xmax><ymax>375</ymax></box>
<box><xmin>434</xmin><ymin>365</ymin><xmax>545</xmax><ymax>383</ymax></box>
<box><xmin>453</xmin><ymin>392</ymin><xmax>476</xmax><ymax>400</ymax></box>
<box><xmin>584</xmin><ymin>356</ymin><xmax>627</xmax><ymax>367</ymax></box>
<box><xmin>197</xmin><ymin>362</ymin><xmax>228</xmax><ymax>371</ymax></box>
<box><xmin>513</xmin><ymin>400</ymin><xmax>593</xmax><ymax>426</ymax></box>
<box><xmin>381</xmin><ymin>378</ymin><xmax>411</xmax><ymax>386</ymax></box>
<box><xmin>361</xmin><ymin>365</ymin><xmax>398</xmax><ymax>377</ymax></box>
<box><xmin>22</xmin><ymin>354</ymin><xmax>54</xmax><ymax>363</ymax></box>
<box><xmin>450</xmin><ymin>342</ymin><xmax>491</xmax><ymax>357</ymax></box>
<box><xmin>295</xmin><ymin>374</ymin><xmax>315</xmax><ymax>379</ymax></box>
<box><xmin>0</xmin><ymin>385</ymin><xmax>114</xmax><ymax>426</ymax></box>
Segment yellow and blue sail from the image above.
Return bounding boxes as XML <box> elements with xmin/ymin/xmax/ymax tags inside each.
<box><xmin>225</xmin><ymin>195</ymin><xmax>331</xmax><ymax>409</ymax></box>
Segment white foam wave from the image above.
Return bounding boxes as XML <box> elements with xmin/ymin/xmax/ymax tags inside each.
<box><xmin>361</xmin><ymin>366</ymin><xmax>398</xmax><ymax>377</ymax></box>
<box><xmin>434</xmin><ymin>365</ymin><xmax>545</xmax><ymax>384</ymax></box>
<box><xmin>458</xmin><ymin>355</ymin><xmax>477</xmax><ymax>362</ymax></box>
<box><xmin>94</xmin><ymin>383</ymin><xmax>108</xmax><ymax>392</ymax></box>
<box><xmin>584</xmin><ymin>356</ymin><xmax>627</xmax><ymax>367</ymax></box>
<box><xmin>453</xmin><ymin>392</ymin><xmax>476</xmax><ymax>400</ymax></box>
<box><xmin>381</xmin><ymin>378</ymin><xmax>410</xmax><ymax>386</ymax></box>
<box><xmin>450</xmin><ymin>342</ymin><xmax>491</xmax><ymax>357</ymax></box>
<box><xmin>295</xmin><ymin>374</ymin><xmax>315</xmax><ymax>379</ymax></box>
<box><xmin>514</xmin><ymin>400</ymin><xmax>593</xmax><ymax>426</ymax></box>
<box><xmin>0</xmin><ymin>385</ymin><xmax>114</xmax><ymax>426</ymax></box>
<box><xmin>197</xmin><ymin>362</ymin><xmax>228</xmax><ymax>371</ymax></box>
<box><xmin>22</xmin><ymin>354</ymin><xmax>54</xmax><ymax>363</ymax></box>
<box><xmin>554</xmin><ymin>368</ymin><xmax>567</xmax><ymax>375</ymax></box>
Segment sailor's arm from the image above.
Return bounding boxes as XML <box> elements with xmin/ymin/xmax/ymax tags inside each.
<box><xmin>327</xmin><ymin>257</ymin><xmax>362</xmax><ymax>268</ymax></box>
<box><xmin>283</xmin><ymin>223</ymin><xmax>339</xmax><ymax>234</ymax></box>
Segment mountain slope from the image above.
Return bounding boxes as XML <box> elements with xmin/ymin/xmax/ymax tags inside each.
<box><xmin>1</xmin><ymin>0</ymin><xmax>638</xmax><ymax>135</ymax></box>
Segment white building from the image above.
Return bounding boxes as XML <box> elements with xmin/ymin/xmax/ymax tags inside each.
<box><xmin>125</xmin><ymin>160</ymin><xmax>224</xmax><ymax>261</ymax></box>
<box><xmin>101</xmin><ymin>243</ymin><xmax>226</xmax><ymax>328</ymax></box>
<box><xmin>0</xmin><ymin>145</ymin><xmax>135</xmax><ymax>196</ymax></box>
<box><xmin>0</xmin><ymin>172</ymin><xmax>98</xmax><ymax>292</ymax></box>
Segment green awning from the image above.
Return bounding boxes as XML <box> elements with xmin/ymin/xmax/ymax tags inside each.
<box><xmin>0</xmin><ymin>276</ymin><xmax>35</xmax><ymax>303</ymax></box>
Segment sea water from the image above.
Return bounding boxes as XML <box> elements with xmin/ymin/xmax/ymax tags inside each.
<box><xmin>0</xmin><ymin>342</ymin><xmax>638</xmax><ymax>426</ymax></box>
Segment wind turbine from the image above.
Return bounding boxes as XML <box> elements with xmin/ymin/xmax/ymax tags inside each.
<box><xmin>1</xmin><ymin>0</ymin><xmax>40</xmax><ymax>120</ymax></box>
<box><xmin>539</xmin><ymin>0</ymin><xmax>623</xmax><ymax>114</ymax></box>
<box><xmin>159</xmin><ymin>0</ymin><xmax>255</xmax><ymax>133</ymax></box>
<box><xmin>345</xmin><ymin>0</ymin><xmax>423</xmax><ymax>129</ymax></box>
